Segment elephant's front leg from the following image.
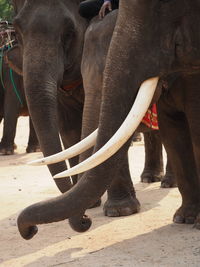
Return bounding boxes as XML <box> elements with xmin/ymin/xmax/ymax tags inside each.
<box><xmin>0</xmin><ymin>92</ymin><xmax>20</xmax><ymax>155</ymax></box>
<box><xmin>158</xmin><ymin>95</ymin><xmax>200</xmax><ymax>225</ymax></box>
<box><xmin>104</xmin><ymin>152</ymin><xmax>140</xmax><ymax>217</ymax></box>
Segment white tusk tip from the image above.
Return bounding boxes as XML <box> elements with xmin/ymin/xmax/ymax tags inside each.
<box><xmin>53</xmin><ymin>172</ymin><xmax>69</xmax><ymax>179</ymax></box>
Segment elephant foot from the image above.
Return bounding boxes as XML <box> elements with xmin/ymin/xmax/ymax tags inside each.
<box><xmin>103</xmin><ymin>195</ymin><xmax>140</xmax><ymax>217</ymax></box>
<box><xmin>141</xmin><ymin>169</ymin><xmax>163</xmax><ymax>183</ymax></box>
<box><xmin>26</xmin><ymin>144</ymin><xmax>41</xmax><ymax>153</ymax></box>
<box><xmin>173</xmin><ymin>204</ymin><xmax>199</xmax><ymax>225</ymax></box>
<box><xmin>161</xmin><ymin>174</ymin><xmax>177</xmax><ymax>188</ymax></box>
<box><xmin>0</xmin><ymin>146</ymin><xmax>15</xmax><ymax>155</ymax></box>
<box><xmin>89</xmin><ymin>199</ymin><xmax>102</xmax><ymax>209</ymax></box>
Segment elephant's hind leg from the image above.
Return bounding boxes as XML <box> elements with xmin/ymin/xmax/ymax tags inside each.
<box><xmin>141</xmin><ymin>131</ymin><xmax>164</xmax><ymax>183</ymax></box>
<box><xmin>184</xmin><ymin>80</ymin><xmax>200</xmax><ymax>228</ymax></box>
<box><xmin>158</xmin><ymin>94</ymin><xmax>200</xmax><ymax>225</ymax></box>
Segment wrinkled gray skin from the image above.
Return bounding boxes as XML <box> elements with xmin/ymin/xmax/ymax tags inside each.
<box><xmin>80</xmin><ymin>11</ymin><xmax>175</xmax><ymax>217</ymax></box>
<box><xmin>0</xmin><ymin>51</ymin><xmax>39</xmax><ymax>154</ymax></box>
<box><xmin>18</xmin><ymin>0</ymin><xmax>192</xmax><ymax>239</ymax></box>
<box><xmin>17</xmin><ymin>0</ymin><xmax>200</xmax><ymax>239</ymax></box>
<box><xmin>81</xmin><ymin>11</ymin><xmax>175</xmax><ymax>191</ymax></box>
<box><xmin>9</xmin><ymin>0</ymin><xmax>174</xmax><ymax>220</ymax></box>
<box><xmin>8</xmin><ymin>0</ymin><xmax>169</xmax><ymax>222</ymax></box>
<box><xmin>9</xmin><ymin>0</ymin><xmax>88</xmax><ymax>192</ymax></box>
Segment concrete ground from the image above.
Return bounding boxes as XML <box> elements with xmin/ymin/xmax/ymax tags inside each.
<box><xmin>0</xmin><ymin>117</ymin><xmax>200</xmax><ymax>267</ymax></box>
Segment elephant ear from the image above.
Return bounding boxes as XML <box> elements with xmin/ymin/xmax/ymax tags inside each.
<box><xmin>5</xmin><ymin>45</ymin><xmax>23</xmax><ymax>76</ymax></box>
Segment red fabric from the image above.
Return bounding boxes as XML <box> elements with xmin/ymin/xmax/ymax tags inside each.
<box><xmin>142</xmin><ymin>104</ymin><xmax>159</xmax><ymax>130</ymax></box>
<box><xmin>61</xmin><ymin>80</ymin><xmax>82</xmax><ymax>91</ymax></box>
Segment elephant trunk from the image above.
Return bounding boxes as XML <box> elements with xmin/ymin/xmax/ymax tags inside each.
<box><xmin>23</xmin><ymin>42</ymin><xmax>72</xmax><ymax>192</ymax></box>
<box><xmin>18</xmin><ymin>3</ymin><xmax>161</xmax><ymax>239</ymax></box>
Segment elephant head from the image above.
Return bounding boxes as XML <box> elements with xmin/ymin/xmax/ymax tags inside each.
<box><xmin>8</xmin><ymin>0</ymin><xmax>87</xmax><ymax>192</ymax></box>
<box><xmin>17</xmin><ymin>0</ymin><xmax>200</xmax><ymax>239</ymax></box>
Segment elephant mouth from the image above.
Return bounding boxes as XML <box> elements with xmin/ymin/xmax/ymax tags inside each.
<box><xmin>30</xmin><ymin>77</ymin><xmax>159</xmax><ymax>178</ymax></box>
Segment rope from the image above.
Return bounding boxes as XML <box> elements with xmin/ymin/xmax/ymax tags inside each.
<box><xmin>9</xmin><ymin>67</ymin><xmax>23</xmax><ymax>107</ymax></box>
<box><xmin>0</xmin><ymin>44</ymin><xmax>23</xmax><ymax>106</ymax></box>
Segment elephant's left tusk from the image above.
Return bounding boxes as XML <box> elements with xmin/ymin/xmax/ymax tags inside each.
<box><xmin>28</xmin><ymin>129</ymin><xmax>98</xmax><ymax>166</ymax></box>
<box><xmin>54</xmin><ymin>77</ymin><xmax>159</xmax><ymax>179</ymax></box>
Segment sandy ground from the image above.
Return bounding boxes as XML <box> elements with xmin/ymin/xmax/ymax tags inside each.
<box><xmin>0</xmin><ymin>117</ymin><xmax>200</xmax><ymax>267</ymax></box>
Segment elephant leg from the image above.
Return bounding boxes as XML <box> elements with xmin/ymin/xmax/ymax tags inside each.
<box><xmin>141</xmin><ymin>131</ymin><xmax>164</xmax><ymax>183</ymax></box>
<box><xmin>104</xmin><ymin>151</ymin><xmax>140</xmax><ymax>217</ymax></box>
<box><xmin>26</xmin><ymin>117</ymin><xmax>40</xmax><ymax>153</ymax></box>
<box><xmin>188</xmin><ymin>120</ymin><xmax>200</xmax><ymax>228</ymax></box>
<box><xmin>183</xmin><ymin>83</ymin><xmax>200</xmax><ymax>228</ymax></box>
<box><xmin>158</xmin><ymin>97</ymin><xmax>199</xmax><ymax>225</ymax></box>
<box><xmin>0</xmin><ymin>95</ymin><xmax>19</xmax><ymax>155</ymax></box>
<box><xmin>161</xmin><ymin>156</ymin><xmax>177</xmax><ymax>188</ymax></box>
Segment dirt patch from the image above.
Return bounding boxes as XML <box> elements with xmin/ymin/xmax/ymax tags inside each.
<box><xmin>0</xmin><ymin>118</ymin><xmax>200</xmax><ymax>266</ymax></box>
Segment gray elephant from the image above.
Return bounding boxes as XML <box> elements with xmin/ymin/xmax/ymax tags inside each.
<box><xmin>8</xmin><ymin>0</ymin><xmax>88</xmax><ymax>193</ymax></box>
<box><xmin>0</xmin><ymin>42</ymin><xmax>40</xmax><ymax>154</ymax></box>
<box><xmin>80</xmin><ymin>11</ymin><xmax>174</xmax><ymax>189</ymax></box>
<box><xmin>16</xmin><ymin>0</ymin><xmax>200</xmax><ymax>239</ymax></box>
<box><xmin>8</xmin><ymin>0</ymin><xmax>174</xmax><ymax>198</ymax></box>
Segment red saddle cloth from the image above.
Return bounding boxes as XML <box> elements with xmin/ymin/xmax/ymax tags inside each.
<box><xmin>142</xmin><ymin>104</ymin><xmax>159</xmax><ymax>130</ymax></box>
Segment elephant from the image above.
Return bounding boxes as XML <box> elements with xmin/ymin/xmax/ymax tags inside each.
<box><xmin>15</xmin><ymin>1</ymin><xmax>188</xmax><ymax>239</ymax></box>
<box><xmin>79</xmin><ymin>11</ymin><xmax>174</xmax><ymax>190</ymax></box>
<box><xmin>8</xmin><ymin>0</ymin><xmax>175</xmax><ymax>198</ymax></box>
<box><xmin>8</xmin><ymin>0</ymin><xmax>88</xmax><ymax>193</ymax></box>
<box><xmin>16</xmin><ymin>0</ymin><xmax>200</xmax><ymax>239</ymax></box>
<box><xmin>0</xmin><ymin>31</ymin><xmax>40</xmax><ymax>154</ymax></box>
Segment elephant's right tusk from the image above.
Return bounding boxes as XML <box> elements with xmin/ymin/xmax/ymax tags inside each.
<box><xmin>28</xmin><ymin>129</ymin><xmax>98</xmax><ymax>166</ymax></box>
<box><xmin>54</xmin><ymin>77</ymin><xmax>159</xmax><ymax>178</ymax></box>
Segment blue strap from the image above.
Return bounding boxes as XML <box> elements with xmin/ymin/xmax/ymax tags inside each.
<box><xmin>9</xmin><ymin>67</ymin><xmax>23</xmax><ymax>107</ymax></box>
<box><xmin>0</xmin><ymin>44</ymin><xmax>23</xmax><ymax>106</ymax></box>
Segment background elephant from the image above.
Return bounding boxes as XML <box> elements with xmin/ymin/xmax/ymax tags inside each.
<box><xmin>0</xmin><ymin>23</ymin><xmax>39</xmax><ymax>154</ymax></box>
<box><xmin>8</xmin><ymin>0</ymin><xmax>88</xmax><ymax>193</ymax></box>
<box><xmin>0</xmin><ymin>48</ymin><xmax>40</xmax><ymax>155</ymax></box>
<box><xmin>16</xmin><ymin>0</ymin><xmax>200</xmax><ymax>239</ymax></box>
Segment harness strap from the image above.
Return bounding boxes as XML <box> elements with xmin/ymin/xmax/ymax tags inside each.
<box><xmin>9</xmin><ymin>67</ymin><xmax>23</xmax><ymax>107</ymax></box>
<box><xmin>0</xmin><ymin>45</ymin><xmax>23</xmax><ymax>106</ymax></box>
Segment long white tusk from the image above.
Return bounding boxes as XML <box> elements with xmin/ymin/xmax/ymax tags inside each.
<box><xmin>54</xmin><ymin>77</ymin><xmax>159</xmax><ymax>178</ymax></box>
<box><xmin>28</xmin><ymin>129</ymin><xmax>98</xmax><ymax>166</ymax></box>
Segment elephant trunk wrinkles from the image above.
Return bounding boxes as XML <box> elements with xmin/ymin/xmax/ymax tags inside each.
<box><xmin>23</xmin><ymin>44</ymin><xmax>72</xmax><ymax>192</ymax></box>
